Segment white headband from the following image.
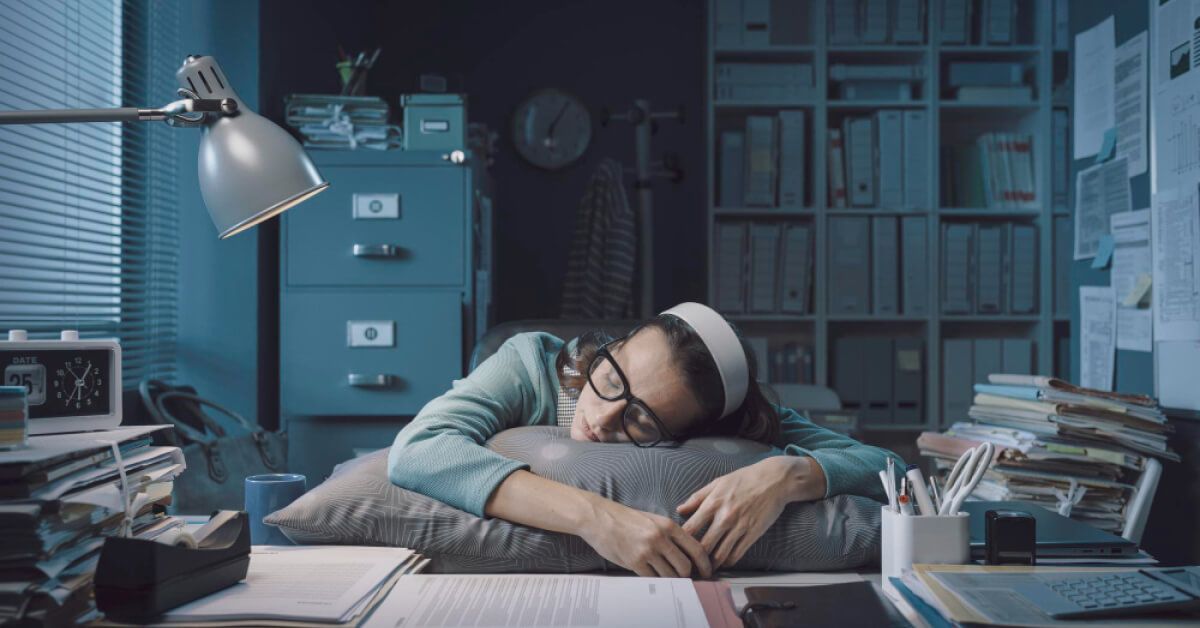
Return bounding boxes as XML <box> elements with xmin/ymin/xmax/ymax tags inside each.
<box><xmin>660</xmin><ymin>302</ymin><xmax>749</xmax><ymax>419</ymax></box>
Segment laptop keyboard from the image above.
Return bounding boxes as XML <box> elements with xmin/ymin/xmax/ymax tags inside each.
<box><xmin>1045</xmin><ymin>573</ymin><xmax>1192</xmax><ymax>614</ymax></box>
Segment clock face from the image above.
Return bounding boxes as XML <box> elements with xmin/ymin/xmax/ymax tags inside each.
<box><xmin>511</xmin><ymin>88</ymin><xmax>592</xmax><ymax>170</ymax></box>
<box><xmin>2</xmin><ymin>348</ymin><xmax>113</xmax><ymax>418</ymax></box>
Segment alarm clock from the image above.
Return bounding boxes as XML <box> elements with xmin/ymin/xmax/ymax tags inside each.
<box><xmin>1</xmin><ymin>330</ymin><xmax>121</xmax><ymax>435</ymax></box>
<box><xmin>511</xmin><ymin>88</ymin><xmax>592</xmax><ymax>170</ymax></box>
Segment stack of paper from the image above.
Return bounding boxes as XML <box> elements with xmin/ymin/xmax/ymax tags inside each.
<box><xmin>888</xmin><ymin>564</ymin><xmax>1154</xmax><ymax>628</ymax></box>
<box><xmin>160</xmin><ymin>545</ymin><xmax>427</xmax><ymax>626</ymax></box>
<box><xmin>284</xmin><ymin>94</ymin><xmax>401</xmax><ymax>150</ymax></box>
<box><xmin>0</xmin><ymin>426</ymin><xmax>185</xmax><ymax>626</ymax></box>
<box><xmin>919</xmin><ymin>374</ymin><xmax>1176</xmax><ymax>533</ymax></box>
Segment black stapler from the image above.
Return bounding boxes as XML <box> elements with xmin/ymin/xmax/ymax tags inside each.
<box><xmin>95</xmin><ymin>510</ymin><xmax>251</xmax><ymax>621</ymax></box>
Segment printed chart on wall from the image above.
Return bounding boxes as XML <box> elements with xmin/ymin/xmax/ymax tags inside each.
<box><xmin>1151</xmin><ymin>0</ymin><xmax>1200</xmax><ymax>411</ymax></box>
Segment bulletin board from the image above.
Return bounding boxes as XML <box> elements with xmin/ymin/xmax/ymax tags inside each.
<box><xmin>1070</xmin><ymin>0</ymin><xmax>1200</xmax><ymax>565</ymax></box>
<box><xmin>1068</xmin><ymin>0</ymin><xmax>1154</xmax><ymax>398</ymax></box>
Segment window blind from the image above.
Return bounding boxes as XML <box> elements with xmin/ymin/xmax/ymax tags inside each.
<box><xmin>0</xmin><ymin>0</ymin><xmax>181</xmax><ymax>386</ymax></box>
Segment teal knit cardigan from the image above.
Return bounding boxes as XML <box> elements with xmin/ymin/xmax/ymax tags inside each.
<box><xmin>388</xmin><ymin>332</ymin><xmax>903</xmax><ymax>517</ymax></box>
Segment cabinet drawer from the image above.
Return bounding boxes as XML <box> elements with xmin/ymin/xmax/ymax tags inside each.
<box><xmin>281</xmin><ymin>291</ymin><xmax>462</xmax><ymax>415</ymax></box>
<box><xmin>285</xmin><ymin>166</ymin><xmax>466</xmax><ymax>287</ymax></box>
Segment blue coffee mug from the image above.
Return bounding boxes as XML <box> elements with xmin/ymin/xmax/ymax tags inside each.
<box><xmin>245</xmin><ymin>473</ymin><xmax>306</xmax><ymax>545</ymax></box>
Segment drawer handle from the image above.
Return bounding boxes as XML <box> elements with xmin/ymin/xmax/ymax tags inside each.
<box><xmin>352</xmin><ymin>244</ymin><xmax>407</xmax><ymax>258</ymax></box>
<box><xmin>348</xmin><ymin>373</ymin><xmax>397</xmax><ymax>388</ymax></box>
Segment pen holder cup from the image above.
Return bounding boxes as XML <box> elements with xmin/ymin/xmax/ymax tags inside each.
<box><xmin>881</xmin><ymin>506</ymin><xmax>970</xmax><ymax>580</ymax></box>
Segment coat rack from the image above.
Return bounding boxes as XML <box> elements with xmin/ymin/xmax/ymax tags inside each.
<box><xmin>601</xmin><ymin>99</ymin><xmax>685</xmax><ymax>317</ymax></box>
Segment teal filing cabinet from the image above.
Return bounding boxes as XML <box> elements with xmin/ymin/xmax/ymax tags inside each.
<box><xmin>279</xmin><ymin>150</ymin><xmax>489</xmax><ymax>480</ymax></box>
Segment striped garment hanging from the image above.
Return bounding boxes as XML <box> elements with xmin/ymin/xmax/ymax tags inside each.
<box><xmin>560</xmin><ymin>158</ymin><xmax>636</xmax><ymax>319</ymax></box>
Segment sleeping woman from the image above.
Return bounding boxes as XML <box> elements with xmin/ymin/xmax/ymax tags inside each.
<box><xmin>388</xmin><ymin>302</ymin><xmax>903</xmax><ymax>579</ymax></box>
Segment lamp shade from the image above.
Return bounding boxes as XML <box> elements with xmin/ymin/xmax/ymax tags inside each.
<box><xmin>177</xmin><ymin>56</ymin><xmax>328</xmax><ymax>238</ymax></box>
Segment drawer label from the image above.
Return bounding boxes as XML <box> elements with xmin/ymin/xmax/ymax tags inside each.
<box><xmin>353</xmin><ymin>193</ymin><xmax>400</xmax><ymax>220</ymax></box>
<box><xmin>347</xmin><ymin>320</ymin><xmax>396</xmax><ymax>348</ymax></box>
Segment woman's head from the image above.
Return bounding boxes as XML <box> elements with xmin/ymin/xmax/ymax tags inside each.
<box><xmin>560</xmin><ymin>303</ymin><xmax>780</xmax><ymax>446</ymax></box>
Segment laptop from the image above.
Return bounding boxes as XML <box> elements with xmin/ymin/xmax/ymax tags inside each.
<box><xmin>964</xmin><ymin>501</ymin><xmax>1138</xmax><ymax>558</ymax></box>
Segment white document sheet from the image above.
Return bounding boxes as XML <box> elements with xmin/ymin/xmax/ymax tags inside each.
<box><xmin>1114</xmin><ymin>31</ymin><xmax>1148</xmax><ymax>177</ymax></box>
<box><xmin>1074</xmin><ymin>157</ymin><xmax>1131</xmax><ymax>259</ymax></box>
<box><xmin>1156</xmin><ymin>340</ymin><xmax>1200</xmax><ymax>411</ymax></box>
<box><xmin>1080</xmin><ymin>286</ymin><xmax>1116</xmax><ymax>392</ymax></box>
<box><xmin>163</xmin><ymin>546</ymin><xmax>414</xmax><ymax>623</ymax></box>
<box><xmin>1074</xmin><ymin>16</ymin><xmax>1115</xmax><ymax>159</ymax></box>
<box><xmin>361</xmin><ymin>574</ymin><xmax>709</xmax><ymax>628</ymax></box>
<box><xmin>1151</xmin><ymin>0</ymin><xmax>1200</xmax><ymax>195</ymax></box>
<box><xmin>1151</xmin><ymin>188</ymin><xmax>1200</xmax><ymax>340</ymax></box>
<box><xmin>1111</xmin><ymin>209</ymin><xmax>1153</xmax><ymax>352</ymax></box>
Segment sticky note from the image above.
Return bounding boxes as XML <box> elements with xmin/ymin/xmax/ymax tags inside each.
<box><xmin>1122</xmin><ymin>273</ymin><xmax>1153</xmax><ymax>306</ymax></box>
<box><xmin>1091</xmin><ymin>235</ymin><xmax>1115</xmax><ymax>269</ymax></box>
<box><xmin>1095</xmin><ymin>127</ymin><xmax>1118</xmax><ymax>163</ymax></box>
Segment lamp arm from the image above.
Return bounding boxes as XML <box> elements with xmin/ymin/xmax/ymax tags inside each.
<box><xmin>0</xmin><ymin>98</ymin><xmax>237</xmax><ymax>125</ymax></box>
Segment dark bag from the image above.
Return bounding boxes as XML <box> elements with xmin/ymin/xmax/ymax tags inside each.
<box><xmin>139</xmin><ymin>379</ymin><xmax>287</xmax><ymax>514</ymax></box>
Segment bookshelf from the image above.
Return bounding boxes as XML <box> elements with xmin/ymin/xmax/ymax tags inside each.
<box><xmin>705</xmin><ymin>0</ymin><xmax>1072</xmax><ymax>431</ymax></box>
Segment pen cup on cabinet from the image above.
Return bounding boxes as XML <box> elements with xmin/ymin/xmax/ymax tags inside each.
<box><xmin>881</xmin><ymin>506</ymin><xmax>970</xmax><ymax>580</ymax></box>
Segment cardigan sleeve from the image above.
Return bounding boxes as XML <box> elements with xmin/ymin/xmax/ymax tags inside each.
<box><xmin>773</xmin><ymin>406</ymin><xmax>903</xmax><ymax>502</ymax></box>
<box><xmin>387</xmin><ymin>334</ymin><xmax>558</xmax><ymax>517</ymax></box>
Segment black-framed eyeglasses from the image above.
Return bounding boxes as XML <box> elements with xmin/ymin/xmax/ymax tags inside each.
<box><xmin>587</xmin><ymin>341</ymin><xmax>678</xmax><ymax>447</ymax></box>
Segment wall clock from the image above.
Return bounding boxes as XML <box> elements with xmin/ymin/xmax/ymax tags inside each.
<box><xmin>511</xmin><ymin>88</ymin><xmax>592</xmax><ymax>170</ymax></box>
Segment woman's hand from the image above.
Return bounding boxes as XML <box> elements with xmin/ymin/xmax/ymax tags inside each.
<box><xmin>578</xmin><ymin>497</ymin><xmax>713</xmax><ymax>579</ymax></box>
<box><xmin>677</xmin><ymin>456</ymin><xmax>827</xmax><ymax>570</ymax></box>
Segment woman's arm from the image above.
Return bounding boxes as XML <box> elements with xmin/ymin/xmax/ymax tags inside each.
<box><xmin>388</xmin><ymin>335</ymin><xmax>551</xmax><ymax>516</ymax></box>
<box><xmin>774</xmin><ymin>405</ymin><xmax>903</xmax><ymax>502</ymax></box>
<box><xmin>486</xmin><ymin>470</ymin><xmax>712</xmax><ymax>579</ymax></box>
<box><xmin>677</xmin><ymin>406</ymin><xmax>904</xmax><ymax>569</ymax></box>
<box><xmin>391</xmin><ymin>334</ymin><xmax>711</xmax><ymax>577</ymax></box>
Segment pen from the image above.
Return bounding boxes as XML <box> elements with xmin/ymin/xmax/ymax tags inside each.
<box><xmin>886</xmin><ymin>457</ymin><xmax>896</xmax><ymax>509</ymax></box>
<box><xmin>898</xmin><ymin>494</ymin><xmax>914</xmax><ymax>516</ymax></box>
<box><xmin>928</xmin><ymin>478</ymin><xmax>941</xmax><ymax>513</ymax></box>
<box><xmin>905</xmin><ymin>464</ymin><xmax>936</xmax><ymax>516</ymax></box>
<box><xmin>879</xmin><ymin>470</ymin><xmax>896</xmax><ymax>511</ymax></box>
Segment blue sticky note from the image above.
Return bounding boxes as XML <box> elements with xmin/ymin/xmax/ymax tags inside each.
<box><xmin>1095</xmin><ymin>127</ymin><xmax>1118</xmax><ymax>163</ymax></box>
<box><xmin>1092</xmin><ymin>235</ymin><xmax>1115</xmax><ymax>269</ymax></box>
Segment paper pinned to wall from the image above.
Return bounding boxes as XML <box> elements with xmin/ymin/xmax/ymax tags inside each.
<box><xmin>1074</xmin><ymin>157</ymin><xmax>1131</xmax><ymax>260</ymax></box>
<box><xmin>1074</xmin><ymin>16</ymin><xmax>1115</xmax><ymax>159</ymax></box>
<box><xmin>1152</xmin><ymin>0</ymin><xmax>1200</xmax><ymax>194</ymax></box>
<box><xmin>1152</xmin><ymin>187</ymin><xmax>1200</xmax><ymax>341</ymax></box>
<box><xmin>1114</xmin><ymin>31</ymin><xmax>1148</xmax><ymax>177</ymax></box>
<box><xmin>1080</xmin><ymin>286</ymin><xmax>1116</xmax><ymax>392</ymax></box>
<box><xmin>1112</xmin><ymin>209</ymin><xmax>1153</xmax><ymax>352</ymax></box>
<box><xmin>1156</xmin><ymin>340</ymin><xmax>1200</xmax><ymax>411</ymax></box>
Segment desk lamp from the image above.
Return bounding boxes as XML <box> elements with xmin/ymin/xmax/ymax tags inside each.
<box><xmin>0</xmin><ymin>55</ymin><xmax>328</xmax><ymax>238</ymax></box>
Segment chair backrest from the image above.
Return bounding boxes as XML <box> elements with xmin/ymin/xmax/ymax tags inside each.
<box><xmin>470</xmin><ymin>319</ymin><xmax>639</xmax><ymax>371</ymax></box>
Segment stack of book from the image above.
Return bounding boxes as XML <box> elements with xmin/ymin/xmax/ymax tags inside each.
<box><xmin>718</xmin><ymin>111</ymin><xmax>808</xmax><ymax>209</ymax></box>
<box><xmin>713</xmin><ymin>220</ymin><xmax>812</xmax><ymax>315</ymax></box>
<box><xmin>940</xmin><ymin>132</ymin><xmax>1037</xmax><ymax>209</ymax></box>
<box><xmin>0</xmin><ymin>426</ymin><xmax>185</xmax><ymax>625</ymax></box>
<box><xmin>827</xmin><ymin>110</ymin><xmax>929</xmax><ymax>210</ymax></box>
<box><xmin>284</xmin><ymin>94</ymin><xmax>401</xmax><ymax>150</ymax></box>
<box><xmin>946</xmin><ymin>61</ymin><xmax>1032</xmax><ymax>103</ymax></box>
<box><xmin>0</xmin><ymin>388</ymin><xmax>23</xmax><ymax>449</ymax></box>
<box><xmin>828</xmin><ymin>0</ymin><xmax>926</xmax><ymax>45</ymax></box>
<box><xmin>714</xmin><ymin>62</ymin><xmax>815</xmax><ymax>103</ymax></box>
<box><xmin>919</xmin><ymin>374</ymin><xmax>1177</xmax><ymax>533</ymax></box>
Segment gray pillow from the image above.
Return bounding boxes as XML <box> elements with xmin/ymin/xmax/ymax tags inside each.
<box><xmin>264</xmin><ymin>426</ymin><xmax>881</xmax><ymax>573</ymax></box>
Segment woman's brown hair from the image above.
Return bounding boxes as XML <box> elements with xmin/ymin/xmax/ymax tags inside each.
<box><xmin>555</xmin><ymin>315</ymin><xmax>781</xmax><ymax>444</ymax></box>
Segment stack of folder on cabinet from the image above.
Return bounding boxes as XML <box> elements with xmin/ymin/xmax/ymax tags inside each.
<box><xmin>284</xmin><ymin>94</ymin><xmax>401</xmax><ymax>150</ymax></box>
<box><xmin>919</xmin><ymin>374</ymin><xmax>1177</xmax><ymax>533</ymax></box>
<box><xmin>0</xmin><ymin>426</ymin><xmax>185</xmax><ymax>626</ymax></box>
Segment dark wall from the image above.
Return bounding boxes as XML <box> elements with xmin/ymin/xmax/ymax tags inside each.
<box><xmin>259</xmin><ymin>0</ymin><xmax>707</xmax><ymax>321</ymax></box>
